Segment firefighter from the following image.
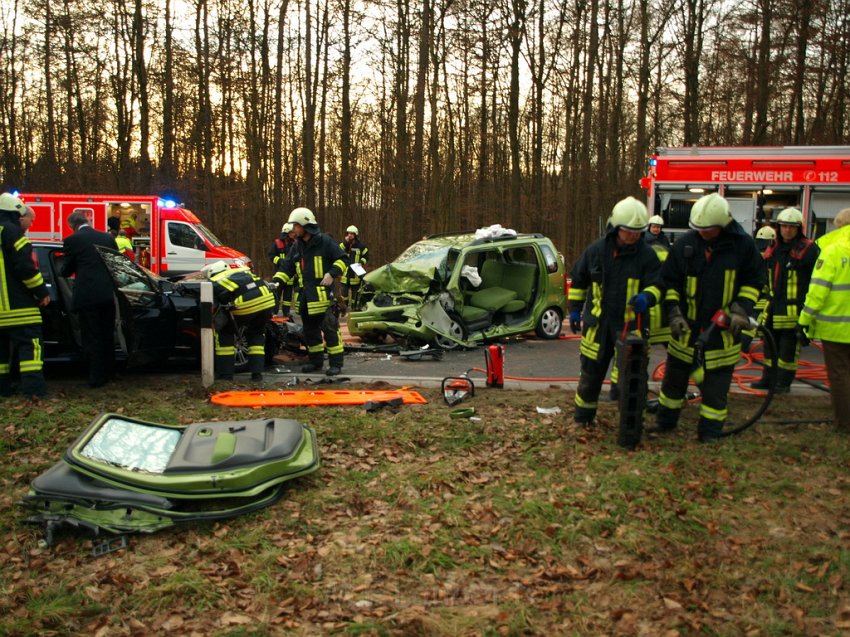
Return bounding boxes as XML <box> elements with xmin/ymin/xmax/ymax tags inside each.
<box><xmin>0</xmin><ymin>193</ymin><xmax>50</xmax><ymax>399</ymax></box>
<box><xmin>754</xmin><ymin>224</ymin><xmax>776</xmax><ymax>255</ymax></box>
<box><xmin>798</xmin><ymin>226</ymin><xmax>850</xmax><ymax>432</ymax></box>
<box><xmin>275</xmin><ymin>207</ymin><xmax>349</xmax><ymax>375</ymax></box>
<box><xmin>649</xmin><ymin>193</ymin><xmax>765</xmax><ymax>442</ymax></box>
<box><xmin>567</xmin><ymin>197</ymin><xmax>663</xmax><ymax>425</ymax></box>
<box><xmin>752</xmin><ymin>208</ymin><xmax>819</xmax><ymax>393</ymax></box>
<box><xmin>203</xmin><ymin>260</ymin><xmax>276</xmax><ymax>382</ymax></box>
<box><xmin>645</xmin><ymin>215</ymin><xmax>670</xmax><ymax>248</ymax></box>
<box><xmin>339</xmin><ymin>225</ymin><xmax>369</xmax><ymax>311</ymax></box>
<box><xmin>268</xmin><ymin>222</ymin><xmax>297</xmax><ymax>316</ymax></box>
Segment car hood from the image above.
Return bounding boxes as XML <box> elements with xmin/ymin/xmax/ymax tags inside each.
<box><xmin>365</xmin><ymin>262</ymin><xmax>439</xmax><ymax>295</ymax></box>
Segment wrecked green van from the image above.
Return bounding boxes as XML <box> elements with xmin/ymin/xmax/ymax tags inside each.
<box><xmin>348</xmin><ymin>230</ymin><xmax>568</xmax><ymax>349</ymax></box>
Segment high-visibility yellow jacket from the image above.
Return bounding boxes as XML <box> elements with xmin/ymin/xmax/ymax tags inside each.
<box><xmin>798</xmin><ymin>233</ymin><xmax>850</xmax><ymax>343</ymax></box>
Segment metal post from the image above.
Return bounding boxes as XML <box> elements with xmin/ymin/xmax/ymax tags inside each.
<box><xmin>201</xmin><ymin>281</ymin><xmax>214</xmax><ymax>387</ymax></box>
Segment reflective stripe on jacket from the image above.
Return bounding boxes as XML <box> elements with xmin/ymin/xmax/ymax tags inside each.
<box><xmin>275</xmin><ymin>232</ymin><xmax>348</xmax><ymax>316</ymax></box>
<box><xmin>210</xmin><ymin>267</ymin><xmax>276</xmax><ymax>316</ymax></box>
<box><xmin>0</xmin><ymin>213</ymin><xmax>47</xmax><ymax>328</ymax></box>
<box><xmin>761</xmin><ymin>235</ymin><xmax>819</xmax><ymax>329</ymax></box>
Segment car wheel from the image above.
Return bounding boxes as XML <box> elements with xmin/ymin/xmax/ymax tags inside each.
<box><xmin>535</xmin><ymin>307</ymin><xmax>563</xmax><ymax>339</ymax></box>
<box><xmin>434</xmin><ymin>315</ymin><xmax>465</xmax><ymax>350</ymax></box>
<box><xmin>233</xmin><ymin>324</ymin><xmax>251</xmax><ymax>373</ymax></box>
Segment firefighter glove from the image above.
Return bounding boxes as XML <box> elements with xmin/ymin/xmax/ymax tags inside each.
<box><xmin>569</xmin><ymin>310</ymin><xmax>582</xmax><ymax>334</ymax></box>
<box><xmin>795</xmin><ymin>324</ymin><xmax>810</xmax><ymax>347</ymax></box>
<box><xmin>728</xmin><ymin>302</ymin><xmax>750</xmax><ymax>337</ymax></box>
<box><xmin>629</xmin><ymin>292</ymin><xmax>649</xmax><ymax>314</ymax></box>
<box><xmin>668</xmin><ymin>306</ymin><xmax>689</xmax><ymax>339</ymax></box>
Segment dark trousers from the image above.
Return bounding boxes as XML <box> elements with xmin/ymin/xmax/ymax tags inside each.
<box><xmin>215</xmin><ymin>309</ymin><xmax>272</xmax><ymax>377</ymax></box>
<box><xmin>302</xmin><ymin>308</ymin><xmax>343</xmax><ymax>368</ymax></box>
<box><xmin>656</xmin><ymin>353</ymin><xmax>734</xmax><ymax>439</ymax></box>
<box><xmin>78</xmin><ymin>303</ymin><xmax>116</xmax><ymax>387</ymax></box>
<box><xmin>574</xmin><ymin>322</ymin><xmax>618</xmax><ymax>423</ymax></box>
<box><xmin>822</xmin><ymin>340</ymin><xmax>850</xmax><ymax>431</ymax></box>
<box><xmin>0</xmin><ymin>323</ymin><xmax>47</xmax><ymax>398</ymax></box>
<box><xmin>759</xmin><ymin>326</ymin><xmax>800</xmax><ymax>386</ymax></box>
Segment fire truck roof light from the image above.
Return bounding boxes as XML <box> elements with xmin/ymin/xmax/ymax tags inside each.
<box><xmin>159</xmin><ymin>199</ymin><xmax>177</xmax><ymax>209</ymax></box>
<box><xmin>649</xmin><ymin>158</ymin><xmax>658</xmax><ymax>167</ymax></box>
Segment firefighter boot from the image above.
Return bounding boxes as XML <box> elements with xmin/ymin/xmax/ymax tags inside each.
<box><xmin>301</xmin><ymin>358</ymin><xmax>324</xmax><ymax>374</ymax></box>
<box><xmin>697</xmin><ymin>417</ymin><xmax>724</xmax><ymax>443</ymax></box>
<box><xmin>774</xmin><ymin>369</ymin><xmax>795</xmax><ymax>394</ymax></box>
<box><xmin>750</xmin><ymin>367</ymin><xmax>775</xmax><ymax>390</ymax></box>
<box><xmin>646</xmin><ymin>405</ymin><xmax>678</xmax><ymax>434</ymax></box>
<box><xmin>326</xmin><ymin>354</ymin><xmax>344</xmax><ymax>376</ymax></box>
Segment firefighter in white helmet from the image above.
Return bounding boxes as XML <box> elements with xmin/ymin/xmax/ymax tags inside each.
<box><xmin>0</xmin><ymin>193</ymin><xmax>50</xmax><ymax>399</ymax></box>
<box><xmin>275</xmin><ymin>207</ymin><xmax>349</xmax><ymax>375</ymax></box>
<box><xmin>339</xmin><ymin>225</ymin><xmax>369</xmax><ymax>312</ymax></box>
<box><xmin>567</xmin><ymin>196</ymin><xmax>664</xmax><ymax>427</ymax></box>
<box><xmin>202</xmin><ymin>260</ymin><xmax>276</xmax><ymax>382</ymax></box>
<box><xmin>267</xmin><ymin>222</ymin><xmax>297</xmax><ymax>316</ymax></box>
<box><xmin>645</xmin><ymin>214</ymin><xmax>670</xmax><ymax>249</ymax></box>
<box><xmin>753</xmin><ymin>207</ymin><xmax>819</xmax><ymax>393</ymax></box>
<box><xmin>648</xmin><ymin>193</ymin><xmax>765</xmax><ymax>442</ymax></box>
<box><xmin>754</xmin><ymin>224</ymin><xmax>776</xmax><ymax>255</ymax></box>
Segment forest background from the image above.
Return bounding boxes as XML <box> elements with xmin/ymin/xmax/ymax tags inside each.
<box><xmin>1</xmin><ymin>0</ymin><xmax>848</xmax><ymax>272</ymax></box>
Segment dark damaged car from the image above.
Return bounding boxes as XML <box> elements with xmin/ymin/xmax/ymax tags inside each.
<box><xmin>32</xmin><ymin>242</ymin><xmax>299</xmax><ymax>371</ymax></box>
<box><xmin>347</xmin><ymin>231</ymin><xmax>568</xmax><ymax>348</ymax></box>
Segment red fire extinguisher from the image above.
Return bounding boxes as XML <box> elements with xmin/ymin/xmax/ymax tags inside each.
<box><xmin>485</xmin><ymin>344</ymin><xmax>505</xmax><ymax>388</ymax></box>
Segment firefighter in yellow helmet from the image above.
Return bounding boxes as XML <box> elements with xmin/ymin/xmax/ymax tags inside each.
<box><xmin>202</xmin><ymin>260</ymin><xmax>276</xmax><ymax>382</ymax></box>
<box><xmin>567</xmin><ymin>197</ymin><xmax>663</xmax><ymax>426</ymax></box>
<box><xmin>753</xmin><ymin>208</ymin><xmax>819</xmax><ymax>393</ymax></box>
<box><xmin>0</xmin><ymin>193</ymin><xmax>50</xmax><ymax>399</ymax></box>
<box><xmin>274</xmin><ymin>208</ymin><xmax>349</xmax><ymax>375</ymax></box>
<box><xmin>648</xmin><ymin>193</ymin><xmax>765</xmax><ymax>441</ymax></box>
<box><xmin>339</xmin><ymin>225</ymin><xmax>369</xmax><ymax>312</ymax></box>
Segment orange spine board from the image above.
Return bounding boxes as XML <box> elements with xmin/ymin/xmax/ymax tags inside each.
<box><xmin>210</xmin><ymin>389</ymin><xmax>428</xmax><ymax>407</ymax></box>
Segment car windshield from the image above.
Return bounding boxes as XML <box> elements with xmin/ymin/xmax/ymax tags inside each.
<box><xmin>394</xmin><ymin>240</ymin><xmax>452</xmax><ymax>269</ymax></box>
<box><xmin>195</xmin><ymin>224</ymin><xmax>223</xmax><ymax>247</ymax></box>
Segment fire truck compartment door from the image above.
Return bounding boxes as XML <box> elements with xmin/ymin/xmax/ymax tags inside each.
<box><xmin>165</xmin><ymin>220</ymin><xmax>209</xmax><ymax>275</ymax></box>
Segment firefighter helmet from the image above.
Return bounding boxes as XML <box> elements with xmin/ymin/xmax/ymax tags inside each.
<box><xmin>689</xmin><ymin>193</ymin><xmax>731</xmax><ymax>229</ymax></box>
<box><xmin>201</xmin><ymin>260</ymin><xmax>230</xmax><ymax>278</ymax></box>
<box><xmin>281</xmin><ymin>222</ymin><xmax>294</xmax><ymax>233</ymax></box>
<box><xmin>0</xmin><ymin>192</ymin><xmax>26</xmax><ymax>216</ymax></box>
<box><xmin>288</xmin><ymin>207</ymin><xmax>317</xmax><ymax>227</ymax></box>
<box><xmin>776</xmin><ymin>207</ymin><xmax>803</xmax><ymax>226</ymax></box>
<box><xmin>648</xmin><ymin>215</ymin><xmax>664</xmax><ymax>226</ymax></box>
<box><xmin>755</xmin><ymin>225</ymin><xmax>776</xmax><ymax>240</ymax></box>
<box><xmin>346</xmin><ymin>225</ymin><xmax>359</xmax><ymax>235</ymax></box>
<box><xmin>609</xmin><ymin>197</ymin><xmax>649</xmax><ymax>231</ymax></box>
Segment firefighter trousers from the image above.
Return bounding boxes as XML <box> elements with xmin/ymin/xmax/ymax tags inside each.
<box><xmin>302</xmin><ymin>307</ymin><xmax>344</xmax><ymax>369</ymax></box>
<box><xmin>656</xmin><ymin>353</ymin><xmax>734</xmax><ymax>440</ymax></box>
<box><xmin>757</xmin><ymin>326</ymin><xmax>800</xmax><ymax>388</ymax></box>
<box><xmin>0</xmin><ymin>323</ymin><xmax>47</xmax><ymax>398</ymax></box>
<box><xmin>574</xmin><ymin>323</ymin><xmax>618</xmax><ymax>424</ymax></box>
<box><xmin>214</xmin><ymin>309</ymin><xmax>271</xmax><ymax>378</ymax></box>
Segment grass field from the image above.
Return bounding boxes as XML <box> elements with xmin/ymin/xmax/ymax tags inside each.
<box><xmin>1</xmin><ymin>375</ymin><xmax>848</xmax><ymax>636</ymax></box>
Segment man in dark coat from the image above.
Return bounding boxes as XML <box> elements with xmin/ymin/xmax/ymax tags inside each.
<box><xmin>60</xmin><ymin>211</ymin><xmax>119</xmax><ymax>387</ymax></box>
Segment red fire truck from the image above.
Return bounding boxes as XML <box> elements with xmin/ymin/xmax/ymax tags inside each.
<box><xmin>19</xmin><ymin>193</ymin><xmax>251</xmax><ymax>277</ymax></box>
<box><xmin>640</xmin><ymin>146</ymin><xmax>850</xmax><ymax>239</ymax></box>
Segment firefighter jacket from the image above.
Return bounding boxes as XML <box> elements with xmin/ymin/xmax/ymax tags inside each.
<box><xmin>798</xmin><ymin>233</ymin><xmax>850</xmax><ymax>343</ymax></box>
<box><xmin>760</xmin><ymin>234</ymin><xmax>819</xmax><ymax>329</ymax></box>
<box><xmin>209</xmin><ymin>266</ymin><xmax>276</xmax><ymax>317</ymax></box>
<box><xmin>267</xmin><ymin>233</ymin><xmax>294</xmax><ymax>266</ymax></box>
<box><xmin>0</xmin><ymin>211</ymin><xmax>48</xmax><ymax>328</ymax></box>
<box><xmin>340</xmin><ymin>239</ymin><xmax>369</xmax><ymax>285</ymax></box>
<box><xmin>655</xmin><ymin>221</ymin><xmax>765</xmax><ymax>369</ymax></box>
<box><xmin>274</xmin><ymin>232</ymin><xmax>348</xmax><ymax>316</ymax></box>
<box><xmin>567</xmin><ymin>229</ymin><xmax>663</xmax><ymax>361</ymax></box>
